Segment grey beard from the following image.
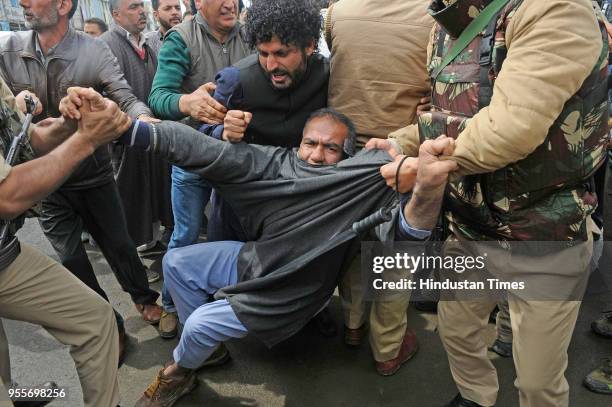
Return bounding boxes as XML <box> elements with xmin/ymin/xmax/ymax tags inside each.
<box><xmin>24</xmin><ymin>10</ymin><xmax>59</xmax><ymax>31</ymax></box>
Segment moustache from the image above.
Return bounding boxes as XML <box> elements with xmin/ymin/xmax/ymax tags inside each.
<box><xmin>269</xmin><ymin>69</ymin><xmax>289</xmax><ymax>76</ymax></box>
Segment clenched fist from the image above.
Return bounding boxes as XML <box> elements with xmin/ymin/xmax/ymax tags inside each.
<box><xmin>222</xmin><ymin>110</ymin><xmax>252</xmax><ymax>143</ymax></box>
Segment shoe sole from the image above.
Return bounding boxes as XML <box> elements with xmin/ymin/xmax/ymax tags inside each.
<box><xmin>159</xmin><ymin>329</ymin><xmax>178</xmax><ymax>339</ymax></box>
<box><xmin>166</xmin><ymin>376</ymin><xmax>199</xmax><ymax>407</ymax></box>
<box><xmin>376</xmin><ymin>344</ymin><xmax>419</xmax><ymax>377</ymax></box>
<box><xmin>141</xmin><ymin>251</ymin><xmax>167</xmax><ymax>259</ymax></box>
<box><xmin>583</xmin><ymin>377</ymin><xmax>612</xmax><ymax>394</ymax></box>
<box><xmin>591</xmin><ymin>324</ymin><xmax>612</xmax><ymax>339</ymax></box>
<box><xmin>197</xmin><ymin>349</ymin><xmax>231</xmax><ymax>370</ymax></box>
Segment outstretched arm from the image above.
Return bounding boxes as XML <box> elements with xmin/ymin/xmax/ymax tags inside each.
<box><xmin>0</xmin><ymin>93</ymin><xmax>130</xmax><ymax>219</ymax></box>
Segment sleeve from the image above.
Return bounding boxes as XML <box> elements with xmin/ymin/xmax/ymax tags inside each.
<box><xmin>0</xmin><ymin>78</ymin><xmax>34</xmax><ymax>159</ymax></box>
<box><xmin>388</xmin><ymin>124</ymin><xmax>420</xmax><ymax>156</ymax></box>
<box><xmin>198</xmin><ymin>67</ymin><xmax>244</xmax><ymax>139</ymax></box>
<box><xmin>398</xmin><ymin>204</ymin><xmax>432</xmax><ymax>240</ymax></box>
<box><xmin>451</xmin><ymin>0</ymin><xmax>603</xmax><ymax>176</ymax></box>
<box><xmin>153</xmin><ymin>121</ymin><xmax>287</xmax><ymax>184</ymax></box>
<box><xmin>324</xmin><ymin>3</ymin><xmax>335</xmax><ymax>51</ymax></box>
<box><xmin>0</xmin><ymin>154</ymin><xmax>11</xmax><ymax>184</ymax></box>
<box><xmin>148</xmin><ymin>32</ymin><xmax>192</xmax><ymax>119</ymax></box>
<box><xmin>96</xmin><ymin>42</ymin><xmax>152</xmax><ymax>119</ymax></box>
<box><xmin>0</xmin><ymin>77</ymin><xmax>24</xmax><ymax>121</ymax></box>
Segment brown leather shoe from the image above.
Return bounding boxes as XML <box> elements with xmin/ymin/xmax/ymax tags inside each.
<box><xmin>159</xmin><ymin>311</ymin><xmax>179</xmax><ymax>339</ymax></box>
<box><xmin>136</xmin><ymin>303</ymin><xmax>163</xmax><ymax>325</ymax></box>
<box><xmin>375</xmin><ymin>329</ymin><xmax>418</xmax><ymax>376</ymax></box>
<box><xmin>134</xmin><ymin>368</ymin><xmax>197</xmax><ymax>407</ymax></box>
<box><xmin>344</xmin><ymin>324</ymin><xmax>367</xmax><ymax>347</ymax></box>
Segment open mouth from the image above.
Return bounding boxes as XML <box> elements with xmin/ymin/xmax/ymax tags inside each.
<box><xmin>272</xmin><ymin>73</ymin><xmax>288</xmax><ymax>83</ymax></box>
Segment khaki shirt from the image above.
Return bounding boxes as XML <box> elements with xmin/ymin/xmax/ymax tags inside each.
<box><xmin>326</xmin><ymin>0</ymin><xmax>433</xmax><ymax>147</ymax></box>
<box><xmin>389</xmin><ymin>0</ymin><xmax>603</xmax><ymax>177</ymax></box>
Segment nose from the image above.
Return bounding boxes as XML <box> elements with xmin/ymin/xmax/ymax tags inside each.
<box><xmin>309</xmin><ymin>146</ymin><xmax>325</xmax><ymax>165</ymax></box>
<box><xmin>266</xmin><ymin>55</ymin><xmax>279</xmax><ymax>72</ymax></box>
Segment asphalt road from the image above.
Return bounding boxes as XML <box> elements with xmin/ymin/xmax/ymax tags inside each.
<box><xmin>3</xmin><ymin>219</ymin><xmax>611</xmax><ymax>406</ymax></box>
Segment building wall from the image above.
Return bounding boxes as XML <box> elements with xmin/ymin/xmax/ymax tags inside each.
<box><xmin>0</xmin><ymin>0</ymin><xmax>157</xmax><ymax>32</ymax></box>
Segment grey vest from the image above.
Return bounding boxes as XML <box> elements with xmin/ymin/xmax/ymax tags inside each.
<box><xmin>170</xmin><ymin>13</ymin><xmax>252</xmax><ymax>95</ymax></box>
<box><xmin>236</xmin><ymin>53</ymin><xmax>329</xmax><ymax>147</ymax></box>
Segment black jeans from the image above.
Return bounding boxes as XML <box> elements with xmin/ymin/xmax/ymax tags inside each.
<box><xmin>39</xmin><ymin>180</ymin><xmax>159</xmax><ymax>306</ymax></box>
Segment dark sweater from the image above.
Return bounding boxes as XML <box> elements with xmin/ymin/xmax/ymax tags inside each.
<box><xmin>121</xmin><ymin>120</ymin><xmax>400</xmax><ymax>346</ymax></box>
<box><xmin>200</xmin><ymin>53</ymin><xmax>329</xmax><ymax>147</ymax></box>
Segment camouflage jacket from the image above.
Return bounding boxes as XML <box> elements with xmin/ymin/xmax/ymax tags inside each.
<box><xmin>419</xmin><ymin>0</ymin><xmax>609</xmax><ymax>241</ymax></box>
<box><xmin>0</xmin><ymin>80</ymin><xmax>36</xmax><ymax>235</ymax></box>
<box><xmin>0</xmin><ymin>85</ymin><xmax>35</xmax><ymax>167</ymax></box>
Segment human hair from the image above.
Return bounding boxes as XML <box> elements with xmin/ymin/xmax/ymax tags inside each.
<box><xmin>84</xmin><ymin>17</ymin><xmax>108</xmax><ymax>32</ymax></box>
<box><xmin>305</xmin><ymin>108</ymin><xmax>357</xmax><ymax>157</ymax></box>
<box><xmin>151</xmin><ymin>0</ymin><xmax>159</xmax><ymax>10</ymax></box>
<box><xmin>245</xmin><ymin>0</ymin><xmax>321</xmax><ymax>51</ymax></box>
<box><xmin>109</xmin><ymin>0</ymin><xmax>122</xmax><ymax>13</ymax></box>
<box><xmin>69</xmin><ymin>0</ymin><xmax>78</xmax><ymax>18</ymax></box>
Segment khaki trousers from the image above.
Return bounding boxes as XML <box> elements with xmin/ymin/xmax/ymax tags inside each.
<box><xmin>0</xmin><ymin>377</ymin><xmax>10</xmax><ymax>407</ymax></box>
<box><xmin>438</xmin><ymin>234</ymin><xmax>592</xmax><ymax>407</ymax></box>
<box><xmin>495</xmin><ymin>300</ymin><xmax>513</xmax><ymax>343</ymax></box>
<box><xmin>340</xmin><ymin>256</ymin><xmax>411</xmax><ymax>362</ymax></box>
<box><xmin>0</xmin><ymin>243</ymin><xmax>120</xmax><ymax>407</ymax></box>
<box><xmin>439</xmin><ymin>298</ymin><xmax>581</xmax><ymax>407</ymax></box>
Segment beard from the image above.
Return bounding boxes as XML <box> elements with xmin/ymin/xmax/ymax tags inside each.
<box><xmin>24</xmin><ymin>4</ymin><xmax>59</xmax><ymax>31</ymax></box>
<box><xmin>266</xmin><ymin>51</ymin><xmax>308</xmax><ymax>90</ymax></box>
<box><xmin>158</xmin><ymin>17</ymin><xmax>174</xmax><ymax>32</ymax></box>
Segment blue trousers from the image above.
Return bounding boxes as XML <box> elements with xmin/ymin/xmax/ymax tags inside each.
<box><xmin>163</xmin><ymin>241</ymin><xmax>248</xmax><ymax>369</ymax></box>
<box><xmin>163</xmin><ymin>166</ymin><xmax>212</xmax><ymax>313</ymax></box>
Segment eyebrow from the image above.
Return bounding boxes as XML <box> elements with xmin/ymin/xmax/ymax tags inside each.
<box><xmin>324</xmin><ymin>142</ymin><xmax>342</xmax><ymax>150</ymax></box>
<box><xmin>302</xmin><ymin>137</ymin><xmax>341</xmax><ymax>150</ymax></box>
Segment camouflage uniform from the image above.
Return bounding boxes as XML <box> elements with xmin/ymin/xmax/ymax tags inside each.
<box><xmin>421</xmin><ymin>0</ymin><xmax>609</xmax><ymax>242</ymax></box>
<box><xmin>402</xmin><ymin>1</ymin><xmax>609</xmax><ymax>406</ymax></box>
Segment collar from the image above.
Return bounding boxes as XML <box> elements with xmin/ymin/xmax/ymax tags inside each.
<box><xmin>114</xmin><ymin>24</ymin><xmax>146</xmax><ymax>49</ymax></box>
<box><xmin>24</xmin><ymin>28</ymin><xmax>74</xmax><ymax>62</ymax></box>
<box><xmin>428</xmin><ymin>0</ymin><xmax>490</xmax><ymax>38</ymax></box>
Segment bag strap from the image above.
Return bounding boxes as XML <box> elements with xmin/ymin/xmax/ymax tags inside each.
<box><xmin>432</xmin><ymin>0</ymin><xmax>512</xmax><ymax>80</ymax></box>
<box><xmin>478</xmin><ymin>9</ymin><xmax>504</xmax><ymax>109</ymax></box>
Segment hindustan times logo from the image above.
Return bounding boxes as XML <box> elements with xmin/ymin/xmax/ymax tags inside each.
<box><xmin>372</xmin><ymin>253</ymin><xmax>487</xmax><ymax>274</ymax></box>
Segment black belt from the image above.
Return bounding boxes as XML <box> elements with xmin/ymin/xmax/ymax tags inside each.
<box><xmin>0</xmin><ymin>236</ymin><xmax>20</xmax><ymax>271</ymax></box>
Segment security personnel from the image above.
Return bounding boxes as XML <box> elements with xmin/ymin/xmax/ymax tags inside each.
<box><xmin>372</xmin><ymin>0</ymin><xmax>609</xmax><ymax>405</ymax></box>
<box><xmin>0</xmin><ymin>79</ymin><xmax>129</xmax><ymax>407</ymax></box>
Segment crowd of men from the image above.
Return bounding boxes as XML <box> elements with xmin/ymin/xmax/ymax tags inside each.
<box><xmin>0</xmin><ymin>0</ymin><xmax>611</xmax><ymax>406</ymax></box>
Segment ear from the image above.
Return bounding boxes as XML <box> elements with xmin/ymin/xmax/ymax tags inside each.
<box><xmin>153</xmin><ymin>10</ymin><xmax>159</xmax><ymax>19</ymax></box>
<box><xmin>304</xmin><ymin>39</ymin><xmax>316</xmax><ymax>57</ymax></box>
<box><xmin>57</xmin><ymin>0</ymin><xmax>73</xmax><ymax>17</ymax></box>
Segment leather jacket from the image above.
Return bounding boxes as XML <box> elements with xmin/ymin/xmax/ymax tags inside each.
<box><xmin>0</xmin><ymin>28</ymin><xmax>152</xmax><ymax>190</ymax></box>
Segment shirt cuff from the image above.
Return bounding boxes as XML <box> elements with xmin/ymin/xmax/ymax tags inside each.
<box><xmin>398</xmin><ymin>202</ymin><xmax>432</xmax><ymax>240</ymax></box>
<box><xmin>116</xmin><ymin>120</ymin><xmax>152</xmax><ymax>150</ymax></box>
